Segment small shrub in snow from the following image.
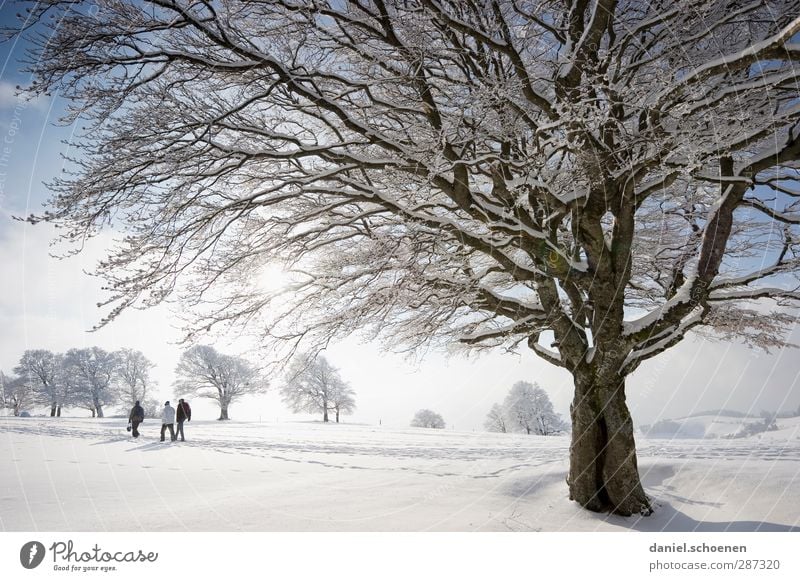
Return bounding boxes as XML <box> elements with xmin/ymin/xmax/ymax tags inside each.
<box><xmin>411</xmin><ymin>409</ymin><xmax>445</xmax><ymax>429</ymax></box>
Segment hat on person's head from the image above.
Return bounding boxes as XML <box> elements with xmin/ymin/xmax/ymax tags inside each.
<box><xmin>165</xmin><ymin>401</ymin><xmax>170</xmax><ymax>405</ymax></box>
<box><xmin>135</xmin><ymin>400</ymin><xmax>140</xmax><ymax>405</ymax></box>
<box><xmin>179</xmin><ymin>398</ymin><xmax>184</xmax><ymax>403</ymax></box>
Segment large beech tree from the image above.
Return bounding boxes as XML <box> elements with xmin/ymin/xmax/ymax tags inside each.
<box><xmin>12</xmin><ymin>0</ymin><xmax>800</xmax><ymax>515</ymax></box>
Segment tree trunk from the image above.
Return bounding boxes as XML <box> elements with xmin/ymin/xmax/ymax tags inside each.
<box><xmin>218</xmin><ymin>404</ymin><xmax>229</xmax><ymax>420</ymax></box>
<box><xmin>568</xmin><ymin>373</ymin><xmax>651</xmax><ymax>516</ymax></box>
<box><xmin>323</xmin><ymin>408</ymin><xmax>329</xmax><ymax>422</ymax></box>
<box><xmin>56</xmin><ymin>405</ymin><xmax>61</xmax><ymax>417</ymax></box>
<box><xmin>96</xmin><ymin>404</ymin><xmax>104</xmax><ymax>418</ymax></box>
<box><xmin>50</xmin><ymin>403</ymin><xmax>57</xmax><ymax>417</ymax></box>
<box><xmin>336</xmin><ymin>408</ymin><xmax>340</xmax><ymax>423</ymax></box>
<box><xmin>90</xmin><ymin>407</ymin><xmax>96</xmax><ymax>418</ymax></box>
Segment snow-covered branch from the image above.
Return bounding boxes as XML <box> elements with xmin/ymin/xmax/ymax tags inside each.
<box><xmin>9</xmin><ymin>0</ymin><xmax>800</xmax><ymax>374</ymax></box>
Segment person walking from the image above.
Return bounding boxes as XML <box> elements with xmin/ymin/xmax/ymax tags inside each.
<box><xmin>160</xmin><ymin>401</ymin><xmax>176</xmax><ymax>442</ymax></box>
<box><xmin>176</xmin><ymin>398</ymin><xmax>192</xmax><ymax>442</ymax></box>
<box><xmin>128</xmin><ymin>400</ymin><xmax>145</xmax><ymax>438</ymax></box>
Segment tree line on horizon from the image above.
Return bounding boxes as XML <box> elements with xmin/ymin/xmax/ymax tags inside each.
<box><xmin>1</xmin><ymin>347</ymin><xmax>158</xmax><ymax>419</ymax></box>
<box><xmin>404</xmin><ymin>382</ymin><xmax>566</xmax><ymax>434</ymax></box>
<box><xmin>4</xmin><ymin>347</ymin><xmax>561</xmax><ymax>434</ymax></box>
<box><xmin>1</xmin><ymin>345</ymin><xmax>269</xmax><ymax>420</ymax></box>
<box><xmin>1</xmin><ymin>347</ymin><xmax>363</xmax><ymax>423</ymax></box>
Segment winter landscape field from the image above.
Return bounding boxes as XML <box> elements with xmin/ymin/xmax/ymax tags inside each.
<box><xmin>2</xmin><ymin>416</ymin><xmax>799</xmax><ymax>532</ymax></box>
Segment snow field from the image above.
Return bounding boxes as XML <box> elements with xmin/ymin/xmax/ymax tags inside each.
<box><xmin>1</xmin><ymin>417</ymin><xmax>798</xmax><ymax>531</ymax></box>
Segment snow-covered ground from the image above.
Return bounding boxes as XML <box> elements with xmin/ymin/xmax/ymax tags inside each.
<box><xmin>1</xmin><ymin>416</ymin><xmax>799</xmax><ymax>532</ymax></box>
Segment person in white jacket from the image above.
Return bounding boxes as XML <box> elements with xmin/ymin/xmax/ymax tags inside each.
<box><xmin>160</xmin><ymin>401</ymin><xmax>177</xmax><ymax>442</ymax></box>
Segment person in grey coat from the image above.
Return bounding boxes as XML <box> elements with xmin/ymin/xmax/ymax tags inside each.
<box><xmin>160</xmin><ymin>401</ymin><xmax>176</xmax><ymax>442</ymax></box>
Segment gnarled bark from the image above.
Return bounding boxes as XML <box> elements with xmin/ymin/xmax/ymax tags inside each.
<box><xmin>568</xmin><ymin>372</ymin><xmax>650</xmax><ymax>516</ymax></box>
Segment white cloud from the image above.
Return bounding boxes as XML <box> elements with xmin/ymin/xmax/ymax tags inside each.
<box><xmin>0</xmin><ymin>80</ymin><xmax>50</xmax><ymax>113</ymax></box>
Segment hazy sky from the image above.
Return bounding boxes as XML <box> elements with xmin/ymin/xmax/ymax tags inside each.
<box><xmin>1</xmin><ymin>7</ymin><xmax>798</xmax><ymax>429</ymax></box>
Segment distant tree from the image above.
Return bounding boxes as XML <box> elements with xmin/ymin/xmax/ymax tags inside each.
<box><xmin>115</xmin><ymin>348</ymin><xmax>155</xmax><ymax>408</ymax></box>
<box><xmin>140</xmin><ymin>397</ymin><xmax>161</xmax><ymax>419</ymax></box>
<box><xmin>14</xmin><ymin>350</ymin><xmax>66</xmax><ymax>416</ymax></box>
<box><xmin>1</xmin><ymin>372</ymin><xmax>34</xmax><ymax>417</ymax></box>
<box><xmin>484</xmin><ymin>403</ymin><xmax>509</xmax><ymax>433</ymax></box>
<box><xmin>174</xmin><ymin>345</ymin><xmax>266</xmax><ymax>420</ymax></box>
<box><xmin>503</xmin><ymin>382</ymin><xmax>565</xmax><ymax>436</ymax></box>
<box><xmin>281</xmin><ymin>354</ymin><xmax>354</xmax><ymax>423</ymax></box>
<box><xmin>63</xmin><ymin>347</ymin><xmax>119</xmax><ymax>418</ymax></box>
<box><xmin>331</xmin><ymin>387</ymin><xmax>356</xmax><ymax>423</ymax></box>
<box><xmin>410</xmin><ymin>409</ymin><xmax>445</xmax><ymax>430</ymax></box>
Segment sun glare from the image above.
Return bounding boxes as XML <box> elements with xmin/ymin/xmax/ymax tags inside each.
<box><xmin>258</xmin><ymin>264</ymin><xmax>291</xmax><ymax>294</ymax></box>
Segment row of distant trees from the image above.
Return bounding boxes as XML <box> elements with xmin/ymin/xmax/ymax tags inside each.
<box><xmin>4</xmin><ymin>347</ymin><xmax>559</xmax><ymax>431</ymax></box>
<box><xmin>1</xmin><ymin>346</ymin><xmax>358</xmax><ymax>422</ymax></box>
<box><xmin>484</xmin><ymin>382</ymin><xmax>567</xmax><ymax>436</ymax></box>
<box><xmin>406</xmin><ymin>382</ymin><xmax>565</xmax><ymax>435</ymax></box>
<box><xmin>1</xmin><ymin>348</ymin><xmax>158</xmax><ymax>418</ymax></box>
<box><xmin>1</xmin><ymin>346</ymin><xmax>270</xmax><ymax>420</ymax></box>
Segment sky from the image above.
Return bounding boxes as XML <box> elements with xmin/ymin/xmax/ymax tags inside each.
<box><xmin>0</xmin><ymin>4</ymin><xmax>798</xmax><ymax>429</ymax></box>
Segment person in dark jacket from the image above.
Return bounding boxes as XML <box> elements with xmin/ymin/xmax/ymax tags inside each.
<box><xmin>176</xmin><ymin>398</ymin><xmax>192</xmax><ymax>442</ymax></box>
<box><xmin>128</xmin><ymin>401</ymin><xmax>145</xmax><ymax>438</ymax></box>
